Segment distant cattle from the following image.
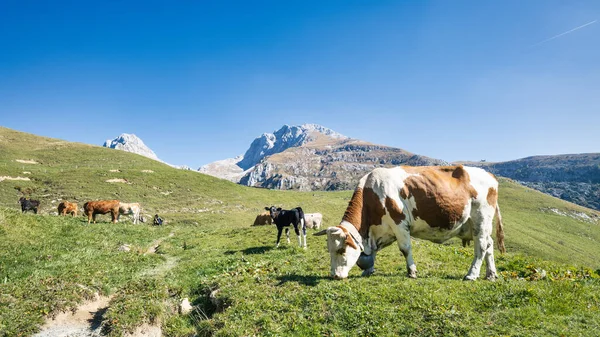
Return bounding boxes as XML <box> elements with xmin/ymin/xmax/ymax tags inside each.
<box><xmin>19</xmin><ymin>197</ymin><xmax>39</xmax><ymax>214</ymax></box>
<box><xmin>252</xmin><ymin>212</ymin><xmax>272</xmax><ymax>226</ymax></box>
<box><xmin>118</xmin><ymin>202</ymin><xmax>142</xmax><ymax>224</ymax></box>
<box><xmin>58</xmin><ymin>201</ymin><xmax>78</xmax><ymax>216</ymax></box>
<box><xmin>304</xmin><ymin>213</ymin><xmax>323</xmax><ymax>229</ymax></box>
<box><xmin>83</xmin><ymin>200</ymin><xmax>120</xmax><ymax>224</ymax></box>
<box><xmin>265</xmin><ymin>206</ymin><xmax>307</xmax><ymax>248</ymax></box>
<box><xmin>153</xmin><ymin>214</ymin><xmax>163</xmax><ymax>226</ymax></box>
<box><xmin>315</xmin><ymin>165</ymin><xmax>505</xmax><ymax>280</ymax></box>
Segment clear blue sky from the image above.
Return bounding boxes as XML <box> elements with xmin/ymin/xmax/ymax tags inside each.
<box><xmin>1</xmin><ymin>1</ymin><xmax>599</xmax><ymax>168</ymax></box>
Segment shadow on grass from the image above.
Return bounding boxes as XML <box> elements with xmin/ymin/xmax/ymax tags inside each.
<box><xmin>275</xmin><ymin>274</ymin><xmax>329</xmax><ymax>287</ymax></box>
<box><xmin>224</xmin><ymin>245</ymin><xmax>274</xmax><ymax>255</ymax></box>
<box><xmin>88</xmin><ymin>306</ymin><xmax>109</xmax><ymax>331</ymax></box>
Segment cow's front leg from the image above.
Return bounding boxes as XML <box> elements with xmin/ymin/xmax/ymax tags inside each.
<box><xmin>276</xmin><ymin>227</ymin><xmax>283</xmax><ymax>247</ymax></box>
<box><xmin>285</xmin><ymin>228</ymin><xmax>291</xmax><ymax>244</ymax></box>
<box><xmin>392</xmin><ymin>224</ymin><xmax>417</xmax><ymax>278</ymax></box>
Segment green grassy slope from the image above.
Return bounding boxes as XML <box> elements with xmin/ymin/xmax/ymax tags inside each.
<box><xmin>1</xmin><ymin>127</ymin><xmax>600</xmax><ymax>336</ymax></box>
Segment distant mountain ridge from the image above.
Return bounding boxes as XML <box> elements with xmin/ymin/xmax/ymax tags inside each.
<box><xmin>468</xmin><ymin>154</ymin><xmax>600</xmax><ymax>211</ymax></box>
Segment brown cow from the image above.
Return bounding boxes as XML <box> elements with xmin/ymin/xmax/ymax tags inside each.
<box><xmin>252</xmin><ymin>212</ymin><xmax>272</xmax><ymax>226</ymax></box>
<box><xmin>83</xmin><ymin>200</ymin><xmax>120</xmax><ymax>224</ymax></box>
<box><xmin>58</xmin><ymin>201</ymin><xmax>78</xmax><ymax>217</ymax></box>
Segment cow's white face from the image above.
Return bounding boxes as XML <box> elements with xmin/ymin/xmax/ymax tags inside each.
<box><xmin>316</xmin><ymin>226</ymin><xmax>362</xmax><ymax>279</ymax></box>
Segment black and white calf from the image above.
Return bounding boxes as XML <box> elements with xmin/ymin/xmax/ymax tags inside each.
<box><xmin>19</xmin><ymin>197</ymin><xmax>40</xmax><ymax>214</ymax></box>
<box><xmin>265</xmin><ymin>206</ymin><xmax>307</xmax><ymax>248</ymax></box>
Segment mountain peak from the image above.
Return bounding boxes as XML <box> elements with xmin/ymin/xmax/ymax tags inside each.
<box><xmin>236</xmin><ymin>124</ymin><xmax>348</xmax><ymax>170</ymax></box>
<box><xmin>103</xmin><ymin>133</ymin><xmax>160</xmax><ymax>161</ymax></box>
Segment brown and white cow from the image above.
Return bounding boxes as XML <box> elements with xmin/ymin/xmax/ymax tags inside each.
<box><xmin>252</xmin><ymin>212</ymin><xmax>273</xmax><ymax>226</ymax></box>
<box><xmin>118</xmin><ymin>202</ymin><xmax>142</xmax><ymax>224</ymax></box>
<box><xmin>304</xmin><ymin>213</ymin><xmax>323</xmax><ymax>229</ymax></box>
<box><xmin>58</xmin><ymin>201</ymin><xmax>78</xmax><ymax>217</ymax></box>
<box><xmin>315</xmin><ymin>165</ymin><xmax>505</xmax><ymax>281</ymax></box>
<box><xmin>83</xmin><ymin>200</ymin><xmax>120</xmax><ymax>224</ymax></box>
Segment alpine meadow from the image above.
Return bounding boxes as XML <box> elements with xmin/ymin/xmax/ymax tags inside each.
<box><xmin>1</xmin><ymin>126</ymin><xmax>600</xmax><ymax>336</ymax></box>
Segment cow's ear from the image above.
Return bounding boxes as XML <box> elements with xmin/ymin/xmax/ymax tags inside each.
<box><xmin>314</xmin><ymin>227</ymin><xmax>342</xmax><ymax>236</ymax></box>
<box><xmin>313</xmin><ymin>229</ymin><xmax>328</xmax><ymax>236</ymax></box>
<box><xmin>264</xmin><ymin>207</ymin><xmax>270</xmax><ymax>211</ymax></box>
<box><xmin>277</xmin><ymin>207</ymin><xmax>282</xmax><ymax>211</ymax></box>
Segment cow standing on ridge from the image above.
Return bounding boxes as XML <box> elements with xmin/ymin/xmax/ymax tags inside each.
<box><xmin>118</xmin><ymin>202</ymin><xmax>142</xmax><ymax>224</ymax></box>
<box><xmin>265</xmin><ymin>206</ymin><xmax>307</xmax><ymax>249</ymax></box>
<box><xmin>315</xmin><ymin>165</ymin><xmax>505</xmax><ymax>281</ymax></box>
<box><xmin>19</xmin><ymin>197</ymin><xmax>40</xmax><ymax>214</ymax></box>
<box><xmin>58</xmin><ymin>201</ymin><xmax>78</xmax><ymax>217</ymax></box>
<box><xmin>83</xmin><ymin>200</ymin><xmax>120</xmax><ymax>224</ymax></box>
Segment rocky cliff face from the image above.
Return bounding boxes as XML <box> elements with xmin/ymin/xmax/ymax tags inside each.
<box><xmin>239</xmin><ymin>140</ymin><xmax>447</xmax><ymax>190</ymax></box>
<box><xmin>103</xmin><ymin>134</ymin><xmax>161</xmax><ymax>162</ymax></box>
<box><xmin>469</xmin><ymin>153</ymin><xmax>600</xmax><ymax>211</ymax></box>
<box><xmin>237</xmin><ymin>124</ymin><xmax>347</xmax><ymax>170</ymax></box>
<box><xmin>200</xmin><ymin>123</ymin><xmax>446</xmax><ymax>191</ymax></box>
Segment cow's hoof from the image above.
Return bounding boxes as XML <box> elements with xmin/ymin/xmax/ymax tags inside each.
<box><xmin>361</xmin><ymin>268</ymin><xmax>375</xmax><ymax>277</ymax></box>
<box><xmin>463</xmin><ymin>275</ymin><xmax>477</xmax><ymax>281</ymax></box>
<box><xmin>407</xmin><ymin>272</ymin><xmax>417</xmax><ymax>279</ymax></box>
<box><xmin>486</xmin><ymin>273</ymin><xmax>498</xmax><ymax>281</ymax></box>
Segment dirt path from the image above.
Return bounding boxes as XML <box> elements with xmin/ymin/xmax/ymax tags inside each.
<box><xmin>33</xmin><ymin>295</ymin><xmax>111</xmax><ymax>337</ymax></box>
<box><xmin>34</xmin><ymin>231</ymin><xmax>177</xmax><ymax>336</ymax></box>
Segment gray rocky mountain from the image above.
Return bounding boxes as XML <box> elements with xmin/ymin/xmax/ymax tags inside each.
<box><xmin>199</xmin><ymin>124</ymin><xmax>446</xmax><ymax>190</ymax></box>
<box><xmin>103</xmin><ymin>134</ymin><xmax>161</xmax><ymax>162</ymax></box>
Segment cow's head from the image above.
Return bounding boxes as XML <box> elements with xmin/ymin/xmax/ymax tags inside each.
<box><xmin>264</xmin><ymin>206</ymin><xmax>282</xmax><ymax>220</ymax></box>
<box><xmin>18</xmin><ymin>197</ymin><xmax>26</xmax><ymax>204</ymax></box>
<box><xmin>314</xmin><ymin>224</ymin><xmax>363</xmax><ymax>279</ymax></box>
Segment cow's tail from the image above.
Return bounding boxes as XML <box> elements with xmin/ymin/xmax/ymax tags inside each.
<box><xmin>495</xmin><ymin>202</ymin><xmax>506</xmax><ymax>254</ymax></box>
<box><xmin>296</xmin><ymin>207</ymin><xmax>305</xmax><ymax>229</ymax></box>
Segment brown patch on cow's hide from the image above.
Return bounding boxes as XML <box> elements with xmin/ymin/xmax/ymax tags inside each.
<box><xmin>385</xmin><ymin>197</ymin><xmax>405</xmax><ymax>224</ymax></box>
<box><xmin>342</xmin><ymin>187</ymin><xmax>364</xmax><ymax>230</ymax></box>
<box><xmin>486</xmin><ymin>187</ymin><xmax>498</xmax><ymax>206</ymax></box>
<box><xmin>361</xmin><ymin>187</ymin><xmax>386</xmax><ymax>237</ymax></box>
<box><xmin>337</xmin><ymin>225</ymin><xmax>358</xmax><ymax>250</ymax></box>
<box><xmin>401</xmin><ymin>165</ymin><xmax>477</xmax><ymax>230</ymax></box>
<box><xmin>341</xmin><ymin>187</ymin><xmax>386</xmax><ymax>238</ymax></box>
<box><xmin>400</xmin><ymin>185</ymin><xmax>410</xmax><ymax>199</ymax></box>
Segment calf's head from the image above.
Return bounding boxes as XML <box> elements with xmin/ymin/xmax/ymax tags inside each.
<box><xmin>264</xmin><ymin>206</ymin><xmax>282</xmax><ymax>220</ymax></box>
<box><xmin>314</xmin><ymin>226</ymin><xmax>362</xmax><ymax>279</ymax></box>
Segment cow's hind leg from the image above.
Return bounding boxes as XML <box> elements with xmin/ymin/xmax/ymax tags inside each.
<box><xmin>285</xmin><ymin>228</ymin><xmax>291</xmax><ymax>244</ymax></box>
<box><xmin>302</xmin><ymin>223</ymin><xmax>307</xmax><ymax>249</ymax></box>
<box><xmin>293</xmin><ymin>225</ymin><xmax>302</xmax><ymax>247</ymax></box>
<box><xmin>464</xmin><ymin>206</ymin><xmax>497</xmax><ymax>281</ymax></box>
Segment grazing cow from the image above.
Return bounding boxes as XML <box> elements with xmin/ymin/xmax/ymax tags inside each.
<box><xmin>83</xmin><ymin>200</ymin><xmax>120</xmax><ymax>224</ymax></box>
<box><xmin>304</xmin><ymin>213</ymin><xmax>323</xmax><ymax>229</ymax></box>
<box><xmin>153</xmin><ymin>214</ymin><xmax>163</xmax><ymax>226</ymax></box>
<box><xmin>315</xmin><ymin>165</ymin><xmax>505</xmax><ymax>281</ymax></box>
<box><xmin>265</xmin><ymin>206</ymin><xmax>306</xmax><ymax>248</ymax></box>
<box><xmin>18</xmin><ymin>197</ymin><xmax>40</xmax><ymax>214</ymax></box>
<box><xmin>58</xmin><ymin>201</ymin><xmax>78</xmax><ymax>217</ymax></box>
<box><xmin>252</xmin><ymin>212</ymin><xmax>272</xmax><ymax>226</ymax></box>
<box><xmin>118</xmin><ymin>202</ymin><xmax>141</xmax><ymax>224</ymax></box>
